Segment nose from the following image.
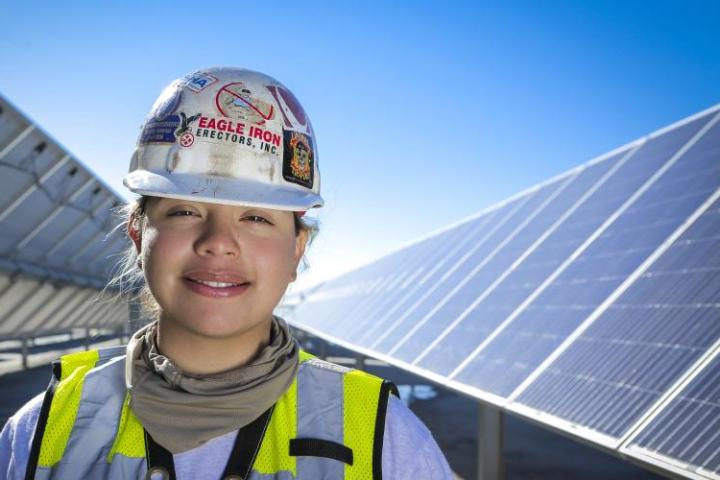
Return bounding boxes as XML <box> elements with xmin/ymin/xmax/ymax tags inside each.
<box><xmin>194</xmin><ymin>217</ymin><xmax>240</xmax><ymax>257</ymax></box>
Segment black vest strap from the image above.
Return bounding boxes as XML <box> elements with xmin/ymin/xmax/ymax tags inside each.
<box><xmin>143</xmin><ymin>406</ymin><xmax>274</xmax><ymax>480</ymax></box>
<box><xmin>221</xmin><ymin>406</ymin><xmax>274</xmax><ymax>479</ymax></box>
<box><xmin>24</xmin><ymin>361</ymin><xmax>62</xmax><ymax>480</ymax></box>
<box><xmin>289</xmin><ymin>438</ymin><xmax>354</xmax><ymax>465</ymax></box>
<box><xmin>373</xmin><ymin>381</ymin><xmax>398</xmax><ymax>480</ymax></box>
<box><xmin>144</xmin><ymin>431</ymin><xmax>176</xmax><ymax>480</ymax></box>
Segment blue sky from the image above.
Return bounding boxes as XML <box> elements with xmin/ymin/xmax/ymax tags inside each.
<box><xmin>2</xmin><ymin>1</ymin><xmax>718</xmax><ymax>290</ymax></box>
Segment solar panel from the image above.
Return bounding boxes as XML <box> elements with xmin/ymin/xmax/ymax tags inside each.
<box><xmin>295</xmin><ymin>223</ymin><xmax>463</xmax><ymax>334</ymax></box>
<box><xmin>443</xmin><ymin>110</ymin><xmax>719</xmax><ymax>396</ymax></box>
<box><xmin>293</xmin><ymin>189</ymin><xmax>528</xmax><ymax>339</ymax></box>
<box><xmin>509</xmin><ymin>114</ymin><xmax>720</xmax><ymax>440</ymax></box>
<box><xmin>510</xmin><ymin>199</ymin><xmax>720</xmax><ymax>443</ymax></box>
<box><xmin>384</xmin><ymin>149</ymin><xmax>626</xmax><ymax>363</ymax></box>
<box><xmin>286</xmin><ymin>104</ymin><xmax>720</xmax><ymax>479</ymax></box>
<box><xmin>625</xmin><ymin>345</ymin><xmax>720</xmax><ymax>479</ymax></box>
<box><xmin>367</xmin><ymin>186</ymin><xmax>556</xmax><ymax>352</ymax></box>
<box><xmin>341</xmin><ymin>213</ymin><xmax>495</xmax><ymax>344</ymax></box>
<box><xmin>0</xmin><ymin>93</ymin><xmax>130</xmax><ymax>338</ymax></box>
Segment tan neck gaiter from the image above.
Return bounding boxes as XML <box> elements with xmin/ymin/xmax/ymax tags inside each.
<box><xmin>125</xmin><ymin>316</ymin><xmax>299</xmax><ymax>453</ymax></box>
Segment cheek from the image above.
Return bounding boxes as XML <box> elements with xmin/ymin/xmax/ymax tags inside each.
<box><xmin>251</xmin><ymin>236</ymin><xmax>298</xmax><ymax>281</ymax></box>
<box><xmin>142</xmin><ymin>228</ymin><xmax>191</xmax><ymax>280</ymax></box>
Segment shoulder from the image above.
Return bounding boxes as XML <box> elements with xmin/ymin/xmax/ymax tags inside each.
<box><xmin>382</xmin><ymin>395</ymin><xmax>455</xmax><ymax>480</ymax></box>
<box><xmin>0</xmin><ymin>392</ymin><xmax>45</xmax><ymax>480</ymax></box>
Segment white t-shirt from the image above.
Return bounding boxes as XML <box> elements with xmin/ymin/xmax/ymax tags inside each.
<box><xmin>1</xmin><ymin>390</ymin><xmax>454</xmax><ymax>479</ymax></box>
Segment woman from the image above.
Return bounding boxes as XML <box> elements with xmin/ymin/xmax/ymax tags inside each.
<box><xmin>0</xmin><ymin>67</ymin><xmax>453</xmax><ymax>479</ymax></box>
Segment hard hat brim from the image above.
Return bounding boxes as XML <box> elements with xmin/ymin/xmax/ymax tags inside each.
<box><xmin>123</xmin><ymin>169</ymin><xmax>323</xmax><ymax>211</ymax></box>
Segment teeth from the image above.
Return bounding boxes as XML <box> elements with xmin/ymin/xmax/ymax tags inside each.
<box><xmin>193</xmin><ymin>279</ymin><xmax>243</xmax><ymax>288</ymax></box>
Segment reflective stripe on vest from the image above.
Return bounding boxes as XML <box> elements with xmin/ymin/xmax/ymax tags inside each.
<box><xmin>28</xmin><ymin>347</ymin><xmax>391</xmax><ymax>479</ymax></box>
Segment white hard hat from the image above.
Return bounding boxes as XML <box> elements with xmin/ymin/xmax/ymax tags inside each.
<box><xmin>124</xmin><ymin>67</ymin><xmax>323</xmax><ymax>211</ymax></box>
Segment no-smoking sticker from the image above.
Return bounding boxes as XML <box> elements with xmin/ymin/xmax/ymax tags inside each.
<box><xmin>215</xmin><ymin>82</ymin><xmax>274</xmax><ymax>125</ymax></box>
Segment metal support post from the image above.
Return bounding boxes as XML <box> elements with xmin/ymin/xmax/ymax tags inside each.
<box><xmin>21</xmin><ymin>335</ymin><xmax>29</xmax><ymax>369</ymax></box>
<box><xmin>318</xmin><ymin>338</ymin><xmax>327</xmax><ymax>360</ymax></box>
<box><xmin>355</xmin><ymin>353</ymin><xmax>365</xmax><ymax>371</ymax></box>
<box><xmin>478</xmin><ymin>402</ymin><xmax>504</xmax><ymax>480</ymax></box>
<box><xmin>295</xmin><ymin>329</ymin><xmax>305</xmax><ymax>342</ymax></box>
<box><xmin>84</xmin><ymin>327</ymin><xmax>91</xmax><ymax>350</ymax></box>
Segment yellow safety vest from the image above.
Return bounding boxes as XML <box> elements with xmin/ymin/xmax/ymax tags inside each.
<box><xmin>26</xmin><ymin>346</ymin><xmax>395</xmax><ymax>480</ymax></box>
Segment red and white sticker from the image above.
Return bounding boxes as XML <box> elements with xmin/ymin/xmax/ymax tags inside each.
<box><xmin>179</xmin><ymin>132</ymin><xmax>195</xmax><ymax>148</ymax></box>
<box><xmin>215</xmin><ymin>82</ymin><xmax>275</xmax><ymax>125</ymax></box>
<box><xmin>266</xmin><ymin>85</ymin><xmax>311</xmax><ymax>135</ymax></box>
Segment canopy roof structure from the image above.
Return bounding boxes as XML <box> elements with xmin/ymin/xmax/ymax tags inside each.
<box><xmin>0</xmin><ymin>93</ymin><xmax>130</xmax><ymax>340</ymax></box>
<box><xmin>286</xmin><ymin>104</ymin><xmax>720</xmax><ymax>480</ymax></box>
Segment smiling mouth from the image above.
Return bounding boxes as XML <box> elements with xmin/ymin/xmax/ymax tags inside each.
<box><xmin>182</xmin><ymin>277</ymin><xmax>252</xmax><ymax>298</ymax></box>
<box><xmin>186</xmin><ymin>279</ymin><xmax>249</xmax><ymax>288</ymax></box>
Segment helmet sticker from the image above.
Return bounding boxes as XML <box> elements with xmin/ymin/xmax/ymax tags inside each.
<box><xmin>266</xmin><ymin>85</ymin><xmax>310</xmax><ymax>135</ymax></box>
<box><xmin>138</xmin><ymin>87</ymin><xmax>184</xmax><ymax>145</ymax></box>
<box><xmin>184</xmin><ymin>72</ymin><xmax>218</xmax><ymax>92</ymax></box>
<box><xmin>215</xmin><ymin>82</ymin><xmax>275</xmax><ymax>125</ymax></box>
<box><xmin>179</xmin><ymin>132</ymin><xmax>195</xmax><ymax>148</ymax></box>
<box><xmin>283</xmin><ymin>131</ymin><xmax>314</xmax><ymax>188</ymax></box>
<box><xmin>175</xmin><ymin>112</ymin><xmax>201</xmax><ymax>136</ymax></box>
<box><xmin>193</xmin><ymin>115</ymin><xmax>281</xmax><ymax>155</ymax></box>
<box><xmin>139</xmin><ymin>110</ymin><xmax>199</xmax><ymax>146</ymax></box>
<box><xmin>139</xmin><ymin>114</ymin><xmax>181</xmax><ymax>144</ymax></box>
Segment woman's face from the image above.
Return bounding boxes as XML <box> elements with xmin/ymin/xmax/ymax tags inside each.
<box><xmin>129</xmin><ymin>197</ymin><xmax>307</xmax><ymax>340</ymax></box>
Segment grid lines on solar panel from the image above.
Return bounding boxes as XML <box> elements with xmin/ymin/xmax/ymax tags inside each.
<box><xmin>290</xmin><ymin>213</ymin><xmax>486</xmax><ymax>336</ymax></box>
<box><xmin>629</xmin><ymin>349</ymin><xmax>720</xmax><ymax>477</ymax></box>
<box><xmin>406</xmin><ymin>146</ymin><xmax>637</xmax><ymax>374</ymax></box>
<box><xmin>327</xmin><ymin>217</ymin><xmax>487</xmax><ymax>342</ymax></box>
<box><xmin>440</xmin><ymin>111</ymin><xmax>719</xmax><ymax>397</ymax></box>
<box><xmin>384</xmin><ymin>148</ymin><xmax>629</xmax><ymax>367</ymax></box>
<box><xmin>341</xmin><ymin>209</ymin><xmax>502</xmax><ymax>347</ymax></box>
<box><xmin>358</xmin><ymin>190</ymin><xmax>542</xmax><ymax>351</ymax></box>
<box><xmin>0</xmin><ymin>281</ymin><xmax>59</xmax><ymax>334</ymax></box>
<box><xmin>513</xmin><ymin>134</ymin><xmax>720</xmax><ymax>441</ymax></box>
<box><xmin>290</xmin><ymin>238</ymin><xmax>433</xmax><ymax>331</ymax></box>
<box><xmin>367</xmin><ymin>173</ymin><xmax>579</xmax><ymax>355</ymax></box>
<box><xmin>0</xmin><ymin>97</ymin><xmax>126</xmax><ymax>289</ymax></box>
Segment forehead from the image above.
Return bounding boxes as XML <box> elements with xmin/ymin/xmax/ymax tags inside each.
<box><xmin>147</xmin><ymin>196</ymin><xmax>282</xmax><ymax>212</ymax></box>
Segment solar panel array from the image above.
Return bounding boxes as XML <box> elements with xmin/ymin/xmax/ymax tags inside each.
<box><xmin>0</xmin><ymin>93</ymin><xmax>130</xmax><ymax>339</ymax></box>
<box><xmin>286</xmin><ymin>104</ymin><xmax>720</xmax><ymax>479</ymax></box>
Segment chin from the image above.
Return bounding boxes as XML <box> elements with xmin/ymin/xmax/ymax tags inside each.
<box><xmin>172</xmin><ymin>309</ymin><xmax>269</xmax><ymax>340</ymax></box>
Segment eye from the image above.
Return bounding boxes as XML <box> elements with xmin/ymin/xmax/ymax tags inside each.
<box><xmin>244</xmin><ymin>215</ymin><xmax>272</xmax><ymax>225</ymax></box>
<box><xmin>169</xmin><ymin>210</ymin><xmax>197</xmax><ymax>217</ymax></box>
